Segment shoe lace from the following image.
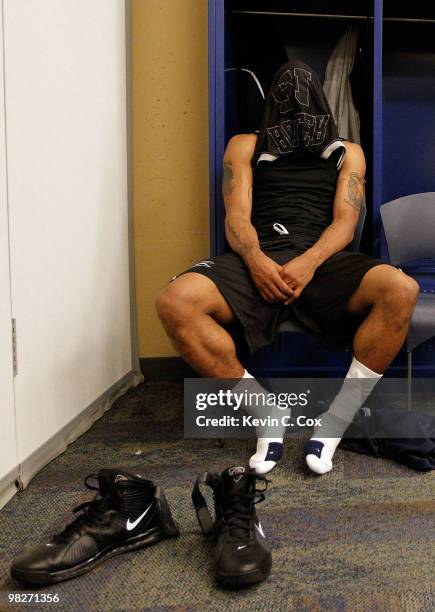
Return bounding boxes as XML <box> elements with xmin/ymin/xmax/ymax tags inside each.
<box><xmin>52</xmin><ymin>474</ymin><xmax>113</xmax><ymax>543</ymax></box>
<box><xmin>217</xmin><ymin>473</ymin><xmax>269</xmax><ymax>544</ymax></box>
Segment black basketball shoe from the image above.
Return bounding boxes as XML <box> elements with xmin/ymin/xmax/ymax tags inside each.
<box><xmin>11</xmin><ymin>469</ymin><xmax>179</xmax><ymax>585</ymax></box>
<box><xmin>192</xmin><ymin>465</ymin><xmax>272</xmax><ymax>587</ymax></box>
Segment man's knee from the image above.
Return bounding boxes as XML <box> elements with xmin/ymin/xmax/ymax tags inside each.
<box><xmin>156</xmin><ymin>272</ymin><xmax>235</xmax><ymax>331</ymax></box>
<box><xmin>379</xmin><ymin>270</ymin><xmax>419</xmax><ymax>325</ymax></box>
<box><xmin>155</xmin><ymin>279</ymin><xmax>200</xmax><ymax>329</ymax></box>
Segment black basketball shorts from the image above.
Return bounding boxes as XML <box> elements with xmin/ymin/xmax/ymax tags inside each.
<box><xmin>175</xmin><ymin>243</ymin><xmax>383</xmax><ymax>354</ymax></box>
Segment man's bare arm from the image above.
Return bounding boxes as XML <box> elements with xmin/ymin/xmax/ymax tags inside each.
<box><xmin>305</xmin><ymin>142</ymin><xmax>365</xmax><ymax>266</ymax></box>
<box><xmin>223</xmin><ymin>135</ymin><xmax>292</xmax><ymax>302</ymax></box>
<box><xmin>280</xmin><ymin>142</ymin><xmax>365</xmax><ymax>303</ymax></box>
<box><xmin>222</xmin><ymin>135</ymin><xmax>262</xmax><ymax>264</ymax></box>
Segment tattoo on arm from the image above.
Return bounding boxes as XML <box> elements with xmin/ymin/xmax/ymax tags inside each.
<box><xmin>223</xmin><ymin>160</ymin><xmax>257</xmax><ymax>259</ymax></box>
<box><xmin>226</xmin><ymin>218</ymin><xmax>255</xmax><ymax>258</ymax></box>
<box><xmin>222</xmin><ymin>161</ymin><xmax>235</xmax><ymax>197</ymax></box>
<box><xmin>344</xmin><ymin>172</ymin><xmax>365</xmax><ymax>210</ymax></box>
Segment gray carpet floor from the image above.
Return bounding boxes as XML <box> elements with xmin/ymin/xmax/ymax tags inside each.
<box><xmin>0</xmin><ymin>381</ymin><xmax>434</xmax><ymax>612</ymax></box>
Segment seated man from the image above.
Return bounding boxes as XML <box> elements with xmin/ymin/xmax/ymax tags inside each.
<box><xmin>156</xmin><ymin>60</ymin><xmax>419</xmax><ymax>475</ymax></box>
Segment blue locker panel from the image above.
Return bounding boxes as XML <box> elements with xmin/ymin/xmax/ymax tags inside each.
<box><xmin>372</xmin><ymin>0</ymin><xmax>383</xmax><ymax>255</ymax></box>
<box><xmin>381</xmin><ymin>23</ymin><xmax>435</xmax><ymax>276</ymax></box>
<box><xmin>382</xmin><ymin>50</ymin><xmax>435</xmax><ymax>203</ymax></box>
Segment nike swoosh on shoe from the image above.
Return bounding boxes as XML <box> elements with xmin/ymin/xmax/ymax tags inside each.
<box><xmin>126</xmin><ymin>505</ymin><xmax>153</xmax><ymax>531</ymax></box>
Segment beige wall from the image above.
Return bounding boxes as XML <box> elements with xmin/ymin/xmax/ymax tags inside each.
<box><xmin>131</xmin><ymin>0</ymin><xmax>209</xmax><ymax>357</ymax></box>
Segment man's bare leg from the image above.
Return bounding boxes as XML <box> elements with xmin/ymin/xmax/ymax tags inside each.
<box><xmin>346</xmin><ymin>265</ymin><xmax>419</xmax><ymax>374</ymax></box>
<box><xmin>156</xmin><ymin>273</ymin><xmax>244</xmax><ymax>378</ymax></box>
<box><xmin>156</xmin><ymin>272</ymin><xmax>285</xmax><ymax>473</ymax></box>
<box><xmin>306</xmin><ymin>265</ymin><xmax>419</xmax><ymax>474</ymax></box>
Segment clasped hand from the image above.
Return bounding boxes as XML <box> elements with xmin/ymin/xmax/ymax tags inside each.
<box><xmin>248</xmin><ymin>252</ymin><xmax>316</xmax><ymax>304</ymax></box>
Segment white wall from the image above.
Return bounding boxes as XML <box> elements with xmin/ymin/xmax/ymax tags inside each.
<box><xmin>0</xmin><ymin>2</ymin><xmax>17</xmax><ymax>488</ymax></box>
<box><xmin>3</xmin><ymin>0</ymin><xmax>132</xmax><ymax>463</ymax></box>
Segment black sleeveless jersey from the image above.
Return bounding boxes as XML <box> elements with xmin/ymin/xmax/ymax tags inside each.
<box><xmin>251</xmin><ymin>151</ymin><xmax>340</xmax><ymax>247</ymax></box>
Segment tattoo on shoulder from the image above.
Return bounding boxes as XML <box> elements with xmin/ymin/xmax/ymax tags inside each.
<box><xmin>222</xmin><ymin>160</ymin><xmax>235</xmax><ymax>197</ymax></box>
<box><xmin>344</xmin><ymin>171</ymin><xmax>365</xmax><ymax>210</ymax></box>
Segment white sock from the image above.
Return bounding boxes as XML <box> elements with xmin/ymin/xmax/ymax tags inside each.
<box><xmin>305</xmin><ymin>357</ymin><xmax>382</xmax><ymax>475</ymax></box>
<box><xmin>232</xmin><ymin>370</ymin><xmax>287</xmax><ymax>475</ymax></box>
